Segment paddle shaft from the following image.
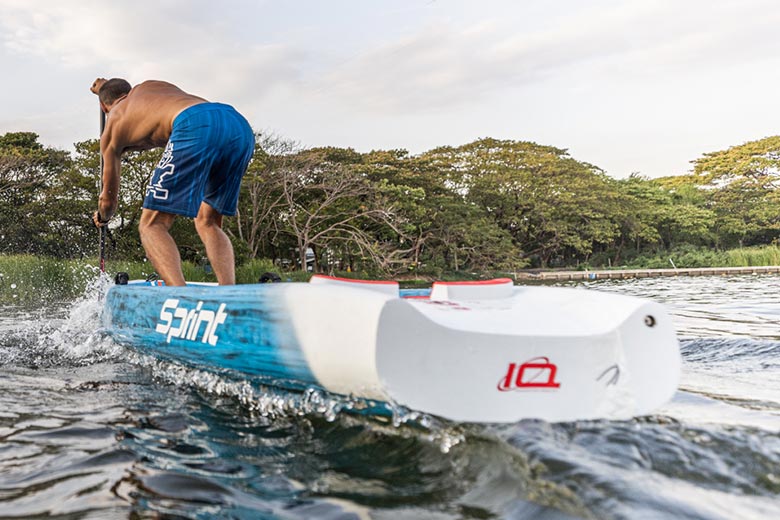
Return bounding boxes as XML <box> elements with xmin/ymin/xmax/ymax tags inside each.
<box><xmin>98</xmin><ymin>107</ymin><xmax>106</xmax><ymax>272</ymax></box>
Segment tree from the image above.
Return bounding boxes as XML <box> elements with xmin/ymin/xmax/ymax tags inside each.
<box><xmin>692</xmin><ymin>136</ymin><xmax>780</xmax><ymax>247</ymax></box>
<box><xmin>0</xmin><ymin>132</ymin><xmax>81</xmax><ymax>256</ymax></box>
<box><xmin>272</xmin><ymin>147</ymin><xmax>408</xmax><ymax>273</ymax></box>
<box><xmin>362</xmin><ymin>149</ymin><xmax>522</xmax><ymax>273</ymax></box>
<box><xmin>230</xmin><ymin>134</ymin><xmax>296</xmax><ymax>261</ymax></box>
<box><xmin>692</xmin><ymin>136</ymin><xmax>780</xmax><ymax>187</ymax></box>
<box><xmin>422</xmin><ymin>138</ymin><xmax>620</xmax><ymax>268</ymax></box>
<box><xmin>612</xmin><ymin>174</ymin><xmax>714</xmax><ymax>258</ymax></box>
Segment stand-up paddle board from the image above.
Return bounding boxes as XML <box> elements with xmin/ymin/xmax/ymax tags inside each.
<box><xmin>102</xmin><ymin>275</ymin><xmax>680</xmax><ymax>423</ymax></box>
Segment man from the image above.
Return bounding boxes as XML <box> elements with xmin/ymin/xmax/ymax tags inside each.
<box><xmin>90</xmin><ymin>78</ymin><xmax>254</xmax><ymax>286</ymax></box>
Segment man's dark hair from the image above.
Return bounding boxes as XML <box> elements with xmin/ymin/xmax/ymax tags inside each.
<box><xmin>98</xmin><ymin>78</ymin><xmax>132</xmax><ymax>105</ymax></box>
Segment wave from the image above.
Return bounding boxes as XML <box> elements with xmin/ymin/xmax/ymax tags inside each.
<box><xmin>681</xmin><ymin>337</ymin><xmax>780</xmax><ymax>364</ymax></box>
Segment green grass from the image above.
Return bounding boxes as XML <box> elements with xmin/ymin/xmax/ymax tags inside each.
<box><xmin>723</xmin><ymin>245</ymin><xmax>780</xmax><ymax>267</ymax></box>
<box><xmin>104</xmin><ymin>259</ymin><xmax>215</xmax><ymax>283</ymax></box>
<box><xmin>0</xmin><ymin>254</ymin><xmax>312</xmax><ymax>304</ymax></box>
<box><xmin>609</xmin><ymin>245</ymin><xmax>780</xmax><ymax>270</ymax></box>
<box><xmin>106</xmin><ymin>257</ymin><xmax>313</xmax><ymax>284</ymax></box>
<box><xmin>236</xmin><ymin>258</ymin><xmax>308</xmax><ymax>283</ymax></box>
<box><xmin>0</xmin><ymin>255</ymin><xmax>100</xmax><ymax>304</ymax></box>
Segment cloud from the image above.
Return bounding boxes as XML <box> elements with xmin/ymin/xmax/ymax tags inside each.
<box><xmin>0</xmin><ymin>0</ymin><xmax>304</xmax><ymax>105</ymax></box>
<box><xmin>310</xmin><ymin>0</ymin><xmax>780</xmax><ymax>113</ymax></box>
<box><xmin>3</xmin><ymin>0</ymin><xmax>778</xmax><ymax>117</ymax></box>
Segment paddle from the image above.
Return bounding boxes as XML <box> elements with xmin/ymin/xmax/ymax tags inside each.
<box><xmin>98</xmin><ymin>107</ymin><xmax>106</xmax><ymax>272</ymax></box>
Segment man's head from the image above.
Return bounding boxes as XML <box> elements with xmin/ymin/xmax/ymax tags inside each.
<box><xmin>97</xmin><ymin>78</ymin><xmax>132</xmax><ymax>107</ymax></box>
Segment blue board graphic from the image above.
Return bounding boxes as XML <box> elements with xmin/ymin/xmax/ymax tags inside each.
<box><xmin>104</xmin><ymin>283</ymin><xmax>316</xmax><ymax>385</ymax></box>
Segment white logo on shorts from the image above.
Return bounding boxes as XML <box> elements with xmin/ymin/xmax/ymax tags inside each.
<box><xmin>146</xmin><ymin>142</ymin><xmax>175</xmax><ymax>200</ymax></box>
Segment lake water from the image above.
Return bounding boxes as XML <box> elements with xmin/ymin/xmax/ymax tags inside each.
<box><xmin>0</xmin><ymin>275</ymin><xmax>778</xmax><ymax>519</ymax></box>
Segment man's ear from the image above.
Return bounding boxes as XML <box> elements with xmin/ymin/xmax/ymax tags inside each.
<box><xmin>99</xmin><ymin>100</ymin><xmax>109</xmax><ymax>113</ymax></box>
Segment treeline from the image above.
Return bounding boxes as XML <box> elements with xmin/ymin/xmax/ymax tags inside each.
<box><xmin>2</xmin><ymin>131</ymin><xmax>780</xmax><ymax>276</ymax></box>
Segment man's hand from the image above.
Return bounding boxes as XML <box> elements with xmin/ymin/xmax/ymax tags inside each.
<box><xmin>93</xmin><ymin>210</ymin><xmax>111</xmax><ymax>228</ymax></box>
<box><xmin>90</xmin><ymin>78</ymin><xmax>107</xmax><ymax>95</ymax></box>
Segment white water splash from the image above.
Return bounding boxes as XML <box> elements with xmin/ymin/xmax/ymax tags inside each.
<box><xmin>123</xmin><ymin>351</ymin><xmax>354</xmax><ymax>420</ymax></box>
<box><xmin>118</xmin><ymin>348</ymin><xmax>468</xmax><ymax>452</ymax></box>
<box><xmin>40</xmin><ymin>273</ymin><xmax>125</xmax><ymax>363</ymax></box>
<box><xmin>1</xmin><ymin>273</ymin><xmax>126</xmax><ymax>367</ymax></box>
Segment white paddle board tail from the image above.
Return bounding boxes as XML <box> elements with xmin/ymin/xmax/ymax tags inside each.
<box><xmin>374</xmin><ymin>285</ymin><xmax>680</xmax><ymax>423</ymax></box>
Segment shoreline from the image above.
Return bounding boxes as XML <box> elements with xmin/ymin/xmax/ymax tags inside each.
<box><xmin>513</xmin><ymin>265</ymin><xmax>780</xmax><ymax>281</ymax></box>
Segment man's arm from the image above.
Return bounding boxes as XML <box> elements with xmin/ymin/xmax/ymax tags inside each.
<box><xmin>94</xmin><ymin>126</ymin><xmax>121</xmax><ymax>226</ymax></box>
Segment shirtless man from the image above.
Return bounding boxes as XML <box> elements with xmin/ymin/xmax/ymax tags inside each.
<box><xmin>90</xmin><ymin>78</ymin><xmax>254</xmax><ymax>286</ymax></box>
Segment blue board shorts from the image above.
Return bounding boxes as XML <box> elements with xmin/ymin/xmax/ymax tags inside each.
<box><xmin>143</xmin><ymin>103</ymin><xmax>254</xmax><ymax>218</ymax></box>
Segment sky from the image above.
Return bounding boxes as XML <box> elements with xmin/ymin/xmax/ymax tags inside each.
<box><xmin>1</xmin><ymin>0</ymin><xmax>779</xmax><ymax>178</ymax></box>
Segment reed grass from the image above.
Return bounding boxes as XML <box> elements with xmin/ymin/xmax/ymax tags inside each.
<box><xmin>620</xmin><ymin>245</ymin><xmax>780</xmax><ymax>270</ymax></box>
<box><xmin>723</xmin><ymin>245</ymin><xmax>780</xmax><ymax>267</ymax></box>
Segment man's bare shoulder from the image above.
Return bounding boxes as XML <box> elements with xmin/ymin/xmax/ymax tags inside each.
<box><xmin>132</xmin><ymin>80</ymin><xmax>185</xmax><ymax>94</ymax></box>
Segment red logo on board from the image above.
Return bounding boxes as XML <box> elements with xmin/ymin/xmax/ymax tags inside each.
<box><xmin>498</xmin><ymin>357</ymin><xmax>561</xmax><ymax>391</ymax></box>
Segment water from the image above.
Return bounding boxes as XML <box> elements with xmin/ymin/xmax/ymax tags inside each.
<box><xmin>0</xmin><ymin>275</ymin><xmax>779</xmax><ymax>519</ymax></box>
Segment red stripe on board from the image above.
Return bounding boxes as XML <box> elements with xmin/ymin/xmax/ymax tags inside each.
<box><xmin>432</xmin><ymin>278</ymin><xmax>513</xmax><ymax>286</ymax></box>
<box><xmin>311</xmin><ymin>274</ymin><xmax>398</xmax><ymax>285</ymax></box>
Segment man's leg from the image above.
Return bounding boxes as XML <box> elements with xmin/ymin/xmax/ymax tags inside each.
<box><xmin>194</xmin><ymin>201</ymin><xmax>235</xmax><ymax>285</ymax></box>
<box><xmin>139</xmin><ymin>209</ymin><xmax>186</xmax><ymax>286</ymax></box>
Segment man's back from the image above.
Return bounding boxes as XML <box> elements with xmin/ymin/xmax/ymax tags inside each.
<box><xmin>105</xmin><ymin>80</ymin><xmax>207</xmax><ymax>153</ymax></box>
